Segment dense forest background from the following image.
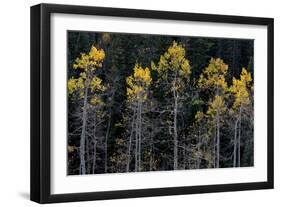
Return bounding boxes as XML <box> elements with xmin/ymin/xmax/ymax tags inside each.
<box><xmin>67</xmin><ymin>31</ymin><xmax>254</xmax><ymax>175</ymax></box>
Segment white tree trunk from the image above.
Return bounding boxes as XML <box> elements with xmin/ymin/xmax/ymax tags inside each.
<box><xmin>216</xmin><ymin>111</ymin><xmax>220</xmax><ymax>168</ymax></box>
<box><xmin>213</xmin><ymin>129</ymin><xmax>216</xmax><ymax>168</ymax></box>
<box><xmin>149</xmin><ymin>141</ymin><xmax>153</xmax><ymax>171</ymax></box>
<box><xmin>92</xmin><ymin>140</ymin><xmax>97</xmax><ymax>174</ymax></box>
<box><xmin>138</xmin><ymin>101</ymin><xmax>142</xmax><ymax>171</ymax></box>
<box><xmin>126</xmin><ymin>109</ymin><xmax>136</xmax><ymax>172</ymax></box>
<box><xmin>134</xmin><ymin>103</ymin><xmax>139</xmax><ymax>172</ymax></box>
<box><xmin>233</xmin><ymin>119</ymin><xmax>238</xmax><ymax>167</ymax></box>
<box><xmin>79</xmin><ymin>85</ymin><xmax>89</xmax><ymax>175</ymax></box>
<box><xmin>86</xmin><ymin>137</ymin><xmax>90</xmax><ymax>173</ymax></box>
<box><xmin>92</xmin><ymin>111</ymin><xmax>97</xmax><ymax>174</ymax></box>
<box><xmin>238</xmin><ymin>107</ymin><xmax>242</xmax><ymax>167</ymax></box>
<box><xmin>104</xmin><ymin>113</ymin><xmax>111</xmax><ymax>173</ymax></box>
<box><xmin>173</xmin><ymin>86</ymin><xmax>178</xmax><ymax>170</ymax></box>
<box><xmin>197</xmin><ymin>129</ymin><xmax>201</xmax><ymax>169</ymax></box>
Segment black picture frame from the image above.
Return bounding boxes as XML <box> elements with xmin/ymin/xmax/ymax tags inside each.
<box><xmin>30</xmin><ymin>3</ymin><xmax>274</xmax><ymax>204</ymax></box>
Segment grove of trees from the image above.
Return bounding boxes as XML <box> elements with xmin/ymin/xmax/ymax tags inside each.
<box><xmin>67</xmin><ymin>31</ymin><xmax>254</xmax><ymax>175</ymax></box>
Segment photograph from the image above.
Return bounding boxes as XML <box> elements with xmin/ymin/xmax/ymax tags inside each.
<box><xmin>30</xmin><ymin>3</ymin><xmax>274</xmax><ymax>203</ymax></box>
<box><xmin>67</xmin><ymin>31</ymin><xmax>254</xmax><ymax>175</ymax></box>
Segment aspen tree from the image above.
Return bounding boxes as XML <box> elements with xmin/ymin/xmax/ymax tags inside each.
<box><xmin>229</xmin><ymin>68</ymin><xmax>252</xmax><ymax>167</ymax></box>
<box><xmin>126</xmin><ymin>64</ymin><xmax>152</xmax><ymax>171</ymax></box>
<box><xmin>198</xmin><ymin>58</ymin><xmax>228</xmax><ymax>168</ymax></box>
<box><xmin>152</xmin><ymin>41</ymin><xmax>191</xmax><ymax>170</ymax></box>
<box><xmin>68</xmin><ymin>46</ymin><xmax>106</xmax><ymax>174</ymax></box>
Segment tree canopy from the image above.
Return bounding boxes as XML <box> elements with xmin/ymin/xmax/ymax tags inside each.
<box><xmin>67</xmin><ymin>31</ymin><xmax>254</xmax><ymax>175</ymax></box>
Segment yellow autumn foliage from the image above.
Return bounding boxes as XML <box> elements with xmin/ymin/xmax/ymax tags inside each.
<box><xmin>90</xmin><ymin>76</ymin><xmax>106</xmax><ymax>92</ymax></box>
<box><xmin>67</xmin><ymin>77</ymin><xmax>77</xmax><ymax>95</ymax></box>
<box><xmin>77</xmin><ymin>77</ymin><xmax>85</xmax><ymax>90</ymax></box>
<box><xmin>90</xmin><ymin>95</ymin><xmax>103</xmax><ymax>106</ymax></box>
<box><xmin>68</xmin><ymin>45</ymin><xmax>106</xmax><ymax>107</ymax></box>
<box><xmin>152</xmin><ymin>41</ymin><xmax>191</xmax><ymax>78</ymax></box>
<box><xmin>207</xmin><ymin>95</ymin><xmax>226</xmax><ymax>117</ymax></box>
<box><xmin>229</xmin><ymin>67</ymin><xmax>252</xmax><ymax>109</ymax></box>
<box><xmin>133</xmin><ymin>65</ymin><xmax>152</xmax><ymax>84</ymax></box>
<box><xmin>67</xmin><ymin>145</ymin><xmax>77</xmax><ymax>153</ymax></box>
<box><xmin>67</xmin><ymin>76</ymin><xmax>87</xmax><ymax>97</ymax></box>
<box><xmin>80</xmin><ymin>72</ymin><xmax>86</xmax><ymax>79</ymax></box>
<box><xmin>126</xmin><ymin>64</ymin><xmax>152</xmax><ymax>102</ymax></box>
<box><xmin>195</xmin><ymin>111</ymin><xmax>204</xmax><ymax>122</ymax></box>
<box><xmin>198</xmin><ymin>58</ymin><xmax>228</xmax><ymax>91</ymax></box>
<box><xmin>102</xmin><ymin>33</ymin><xmax>111</xmax><ymax>45</ymax></box>
<box><xmin>73</xmin><ymin>46</ymin><xmax>105</xmax><ymax>71</ymax></box>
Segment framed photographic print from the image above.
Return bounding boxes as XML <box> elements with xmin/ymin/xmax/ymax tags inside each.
<box><xmin>30</xmin><ymin>3</ymin><xmax>274</xmax><ymax>203</ymax></box>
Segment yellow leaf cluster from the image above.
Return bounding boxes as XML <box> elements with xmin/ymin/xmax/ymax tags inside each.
<box><xmin>90</xmin><ymin>95</ymin><xmax>103</xmax><ymax>106</ymax></box>
<box><xmin>67</xmin><ymin>77</ymin><xmax>77</xmax><ymax>95</ymax></box>
<box><xmin>89</xmin><ymin>76</ymin><xmax>106</xmax><ymax>106</ymax></box>
<box><xmin>80</xmin><ymin>72</ymin><xmax>86</xmax><ymax>79</ymax></box>
<box><xmin>77</xmin><ymin>77</ymin><xmax>85</xmax><ymax>90</ymax></box>
<box><xmin>195</xmin><ymin>111</ymin><xmax>204</xmax><ymax>122</ymax></box>
<box><xmin>198</xmin><ymin>58</ymin><xmax>228</xmax><ymax>91</ymax></box>
<box><xmin>73</xmin><ymin>46</ymin><xmax>105</xmax><ymax>71</ymax></box>
<box><xmin>126</xmin><ymin>64</ymin><xmax>152</xmax><ymax>102</ymax></box>
<box><xmin>240</xmin><ymin>67</ymin><xmax>252</xmax><ymax>83</ymax></box>
<box><xmin>133</xmin><ymin>65</ymin><xmax>152</xmax><ymax>84</ymax></box>
<box><xmin>102</xmin><ymin>33</ymin><xmax>111</xmax><ymax>45</ymax></box>
<box><xmin>67</xmin><ymin>75</ymin><xmax>105</xmax><ymax>99</ymax></box>
<box><xmin>90</xmin><ymin>76</ymin><xmax>106</xmax><ymax>92</ymax></box>
<box><xmin>67</xmin><ymin>76</ymin><xmax>86</xmax><ymax>97</ymax></box>
<box><xmin>229</xmin><ymin>67</ymin><xmax>252</xmax><ymax>109</ymax></box>
<box><xmin>153</xmin><ymin>41</ymin><xmax>191</xmax><ymax>78</ymax></box>
<box><xmin>89</xmin><ymin>46</ymin><xmax>105</xmax><ymax>62</ymax></box>
<box><xmin>68</xmin><ymin>45</ymin><xmax>106</xmax><ymax>101</ymax></box>
<box><xmin>67</xmin><ymin>145</ymin><xmax>77</xmax><ymax>153</ymax></box>
<box><xmin>207</xmin><ymin>95</ymin><xmax>226</xmax><ymax>116</ymax></box>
